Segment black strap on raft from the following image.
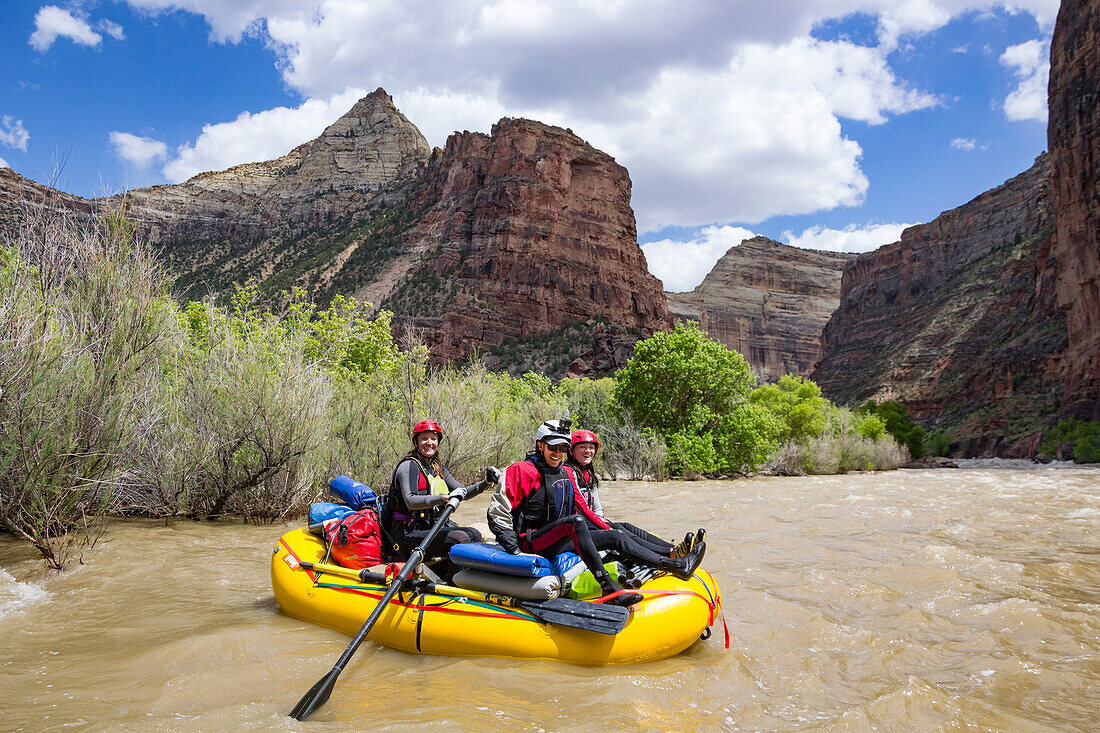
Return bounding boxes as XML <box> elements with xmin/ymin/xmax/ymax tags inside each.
<box><xmin>700</xmin><ymin>627</ymin><xmax>712</xmax><ymax>641</ymax></box>
<box><xmin>414</xmin><ymin>593</ymin><xmax>426</xmax><ymax>652</ymax></box>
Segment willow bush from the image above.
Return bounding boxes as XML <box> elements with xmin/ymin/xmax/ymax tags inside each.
<box><xmin>134</xmin><ymin>299</ymin><xmax>333</xmax><ymax>521</ymax></box>
<box><xmin>0</xmin><ymin>210</ymin><xmax>172</xmax><ymax>568</ymax></box>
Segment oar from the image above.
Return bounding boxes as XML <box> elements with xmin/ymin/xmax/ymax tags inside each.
<box><xmin>289</xmin><ymin>492</ymin><xmax>464</xmax><ymax>721</ymax></box>
<box><xmin>298</xmin><ymin>560</ymin><xmax>630</xmax><ymax>635</ymax></box>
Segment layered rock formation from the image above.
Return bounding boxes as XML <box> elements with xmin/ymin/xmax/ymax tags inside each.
<box><xmin>1049</xmin><ymin>0</ymin><xmax>1100</xmax><ymax>406</ymax></box>
<box><xmin>812</xmin><ymin>156</ymin><xmax>1065</xmax><ymax>453</ymax></box>
<box><xmin>115</xmin><ymin>89</ymin><xmax>431</xmax><ymax>243</ymax></box>
<box><xmin>666</xmin><ymin>237</ymin><xmax>853</xmax><ymax>379</ymax></box>
<box><xmin>0</xmin><ymin>167</ymin><xmax>94</xmax><ymax>233</ymax></box>
<box><xmin>0</xmin><ymin>90</ymin><xmax>669</xmax><ymax>371</ymax></box>
<box><xmin>388</xmin><ymin>118</ymin><xmax>671</xmax><ymax>362</ymax></box>
<box><xmin>813</xmin><ymin>0</ymin><xmax>1100</xmax><ymax>455</ymax></box>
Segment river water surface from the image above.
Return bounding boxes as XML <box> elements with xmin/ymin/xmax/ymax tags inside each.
<box><xmin>3</xmin><ymin>465</ymin><xmax>1100</xmax><ymax>731</ymax></box>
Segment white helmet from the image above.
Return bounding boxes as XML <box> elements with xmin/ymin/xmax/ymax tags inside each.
<box><xmin>534</xmin><ymin>419</ymin><xmax>572</xmax><ymax>447</ymax></box>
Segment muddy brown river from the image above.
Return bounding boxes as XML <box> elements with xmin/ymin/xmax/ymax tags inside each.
<box><xmin>3</xmin><ymin>464</ymin><xmax>1100</xmax><ymax>731</ymax></box>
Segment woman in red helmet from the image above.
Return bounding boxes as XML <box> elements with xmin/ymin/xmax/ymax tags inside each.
<box><xmin>382</xmin><ymin>420</ymin><xmax>500</xmax><ymax>565</ymax></box>
<box><xmin>568</xmin><ymin>429</ymin><xmax>704</xmax><ymax>558</ymax></box>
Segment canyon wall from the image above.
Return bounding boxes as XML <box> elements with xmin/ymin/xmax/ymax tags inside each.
<box><xmin>0</xmin><ymin>90</ymin><xmax>669</xmax><ymax>373</ymax></box>
<box><xmin>812</xmin><ymin>156</ymin><xmax>1065</xmax><ymax>454</ymax></box>
<box><xmin>388</xmin><ymin>118</ymin><xmax>671</xmax><ymax>363</ymax></box>
<box><xmin>1049</xmin><ymin>0</ymin><xmax>1100</xmax><ymax>408</ymax></box>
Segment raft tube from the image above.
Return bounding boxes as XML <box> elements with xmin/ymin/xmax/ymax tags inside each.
<box><xmin>271</xmin><ymin>528</ymin><xmax>723</xmax><ymax>665</ymax></box>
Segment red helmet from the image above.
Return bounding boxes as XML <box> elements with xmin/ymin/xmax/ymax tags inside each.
<box><xmin>412</xmin><ymin>420</ymin><xmax>443</xmax><ymax>441</ymax></box>
<box><xmin>570</xmin><ymin>429</ymin><xmax>599</xmax><ymax>453</ymax></box>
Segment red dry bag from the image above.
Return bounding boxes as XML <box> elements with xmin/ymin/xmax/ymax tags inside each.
<box><xmin>323</xmin><ymin>508</ymin><xmax>384</xmax><ymax>569</ymax></box>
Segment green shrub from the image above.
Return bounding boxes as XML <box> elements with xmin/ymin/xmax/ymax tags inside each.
<box><xmin>859</xmin><ymin>399</ymin><xmax>925</xmax><ymax>459</ymax></box>
<box><xmin>766</xmin><ymin>405</ymin><xmax>907</xmax><ymax>475</ymax></box>
<box><xmin>924</xmin><ymin>429</ymin><xmax>953</xmax><ymax>457</ymax></box>
<box><xmin>1040</xmin><ymin>419</ymin><xmax>1100</xmax><ymax>463</ymax></box>
<box><xmin>0</xmin><ymin>211</ymin><xmax>173</xmax><ymax>567</ymax></box>
<box><xmin>615</xmin><ymin>321</ymin><xmax>776</xmax><ymax>475</ymax></box>
<box><xmin>749</xmin><ymin>375</ymin><xmax>827</xmax><ymax>444</ymax></box>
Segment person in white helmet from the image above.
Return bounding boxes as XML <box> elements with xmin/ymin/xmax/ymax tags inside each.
<box><xmin>487</xmin><ymin>419</ymin><xmax>705</xmax><ymax>607</ymax></box>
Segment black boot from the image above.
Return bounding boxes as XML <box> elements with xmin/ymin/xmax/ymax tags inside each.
<box><xmin>595</xmin><ymin>571</ymin><xmax>643</xmax><ymax>607</ymax></box>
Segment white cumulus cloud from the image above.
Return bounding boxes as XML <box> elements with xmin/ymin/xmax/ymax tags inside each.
<box><xmin>0</xmin><ymin>156</ymin><xmax>10</xmax><ymax>169</ymax></box>
<box><xmin>950</xmin><ymin>136</ymin><xmax>990</xmax><ymax>151</ymax></box>
<box><xmin>782</xmin><ymin>222</ymin><xmax>913</xmax><ymax>253</ymax></box>
<box><xmin>1</xmin><ymin>116</ymin><xmax>30</xmax><ymax>152</ymax></box>
<box><xmin>1001</xmin><ymin>39</ymin><xmax>1049</xmax><ymax>122</ymax></box>
<box><xmin>115</xmin><ymin>0</ymin><xmax>1056</xmax><ymax>230</ymax></box>
<box><xmin>642</xmin><ymin>225</ymin><xmax>757</xmax><ymax>292</ymax></box>
<box><xmin>29</xmin><ymin>6</ymin><xmax>102</xmax><ymax>51</ymax></box>
<box><xmin>110</xmin><ymin>131</ymin><xmax>169</xmax><ymax>167</ymax></box>
<box><xmin>163</xmin><ymin>88</ymin><xmax>367</xmax><ymax>181</ymax></box>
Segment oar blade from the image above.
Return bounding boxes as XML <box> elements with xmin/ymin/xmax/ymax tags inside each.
<box><xmin>289</xmin><ymin>666</ymin><xmax>341</xmax><ymax>721</ymax></box>
<box><xmin>518</xmin><ymin>597</ymin><xmax>630</xmax><ymax>635</ymax></box>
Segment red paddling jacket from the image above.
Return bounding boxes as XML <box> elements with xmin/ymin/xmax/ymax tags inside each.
<box><xmin>486</xmin><ymin>452</ymin><xmax>609</xmax><ymax>553</ymax></box>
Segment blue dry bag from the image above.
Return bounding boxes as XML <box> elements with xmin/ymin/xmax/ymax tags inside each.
<box><xmin>309</xmin><ymin>502</ymin><xmax>355</xmax><ymax>526</ymax></box>
<box><xmin>329</xmin><ymin>475</ymin><xmax>377</xmax><ymax>510</ymax></box>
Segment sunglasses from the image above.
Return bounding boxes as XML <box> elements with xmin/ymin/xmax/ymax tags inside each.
<box><xmin>545</xmin><ymin>444</ymin><xmax>569</xmax><ymax>453</ymax></box>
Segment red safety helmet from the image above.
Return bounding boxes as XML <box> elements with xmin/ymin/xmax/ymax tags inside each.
<box><xmin>570</xmin><ymin>429</ymin><xmax>599</xmax><ymax>453</ymax></box>
<box><xmin>412</xmin><ymin>420</ymin><xmax>443</xmax><ymax>441</ymax></box>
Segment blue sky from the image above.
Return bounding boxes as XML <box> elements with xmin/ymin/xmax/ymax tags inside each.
<box><xmin>1</xmin><ymin>1</ymin><xmax>1055</xmax><ymax>291</ymax></box>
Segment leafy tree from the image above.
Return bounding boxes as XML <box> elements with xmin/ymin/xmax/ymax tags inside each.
<box><xmin>1040</xmin><ymin>419</ymin><xmax>1100</xmax><ymax>463</ymax></box>
<box><xmin>859</xmin><ymin>399</ymin><xmax>925</xmax><ymax>459</ymax></box>
<box><xmin>615</xmin><ymin>321</ymin><xmax>778</xmax><ymax>475</ymax></box>
<box><xmin>856</xmin><ymin>414</ymin><xmax>887</xmax><ymax>441</ymax></box>
<box><xmin>555</xmin><ymin>377</ymin><xmax>618</xmax><ymax>430</ymax></box>
<box><xmin>749</xmin><ymin>375</ymin><xmax>827</xmax><ymax>444</ymax></box>
<box><xmin>924</xmin><ymin>429</ymin><xmax>952</xmax><ymax>457</ymax></box>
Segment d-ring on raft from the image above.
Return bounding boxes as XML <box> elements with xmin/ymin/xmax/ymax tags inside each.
<box><xmin>272</xmin><ymin>527</ymin><xmax>723</xmax><ymax>665</ymax></box>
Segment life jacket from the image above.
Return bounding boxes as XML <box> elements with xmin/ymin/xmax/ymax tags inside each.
<box><xmin>511</xmin><ymin>453</ymin><xmax>577</xmax><ymax>536</ymax></box>
<box><xmin>323</xmin><ymin>507</ymin><xmax>384</xmax><ymax>569</ymax></box>
<box><xmin>567</xmin><ymin>458</ymin><xmax>598</xmax><ymax>509</ymax></box>
<box><xmin>382</xmin><ymin>455</ymin><xmax>449</xmax><ymax>533</ymax></box>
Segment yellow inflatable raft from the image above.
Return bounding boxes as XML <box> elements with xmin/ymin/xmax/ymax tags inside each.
<box><xmin>272</xmin><ymin>528</ymin><xmax>723</xmax><ymax>665</ymax></box>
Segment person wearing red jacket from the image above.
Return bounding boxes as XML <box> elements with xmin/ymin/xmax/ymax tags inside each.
<box><xmin>487</xmin><ymin>419</ymin><xmax>705</xmax><ymax>607</ymax></box>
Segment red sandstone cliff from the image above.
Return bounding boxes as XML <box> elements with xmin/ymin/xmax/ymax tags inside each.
<box><xmin>666</xmin><ymin>237</ymin><xmax>853</xmax><ymax>379</ymax></box>
<box><xmin>386</xmin><ymin>118</ymin><xmax>671</xmax><ymax>362</ymax></box>
<box><xmin>1049</xmin><ymin>0</ymin><xmax>1100</xmax><ymax>406</ymax></box>
<box><xmin>813</xmin><ymin>0</ymin><xmax>1100</xmax><ymax>455</ymax></box>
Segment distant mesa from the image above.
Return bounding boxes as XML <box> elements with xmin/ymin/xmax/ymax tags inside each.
<box><xmin>666</xmin><ymin>237</ymin><xmax>853</xmax><ymax>380</ymax></box>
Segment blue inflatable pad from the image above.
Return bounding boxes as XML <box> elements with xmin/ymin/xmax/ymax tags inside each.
<box><xmin>309</xmin><ymin>502</ymin><xmax>355</xmax><ymax>526</ymax></box>
<box><xmin>330</xmin><ymin>475</ymin><xmax>377</xmax><ymax>510</ymax></box>
<box><xmin>552</xmin><ymin>552</ymin><xmax>584</xmax><ymax>576</ymax></box>
<box><xmin>449</xmin><ymin>542</ymin><xmax>556</xmax><ymax>577</ymax></box>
